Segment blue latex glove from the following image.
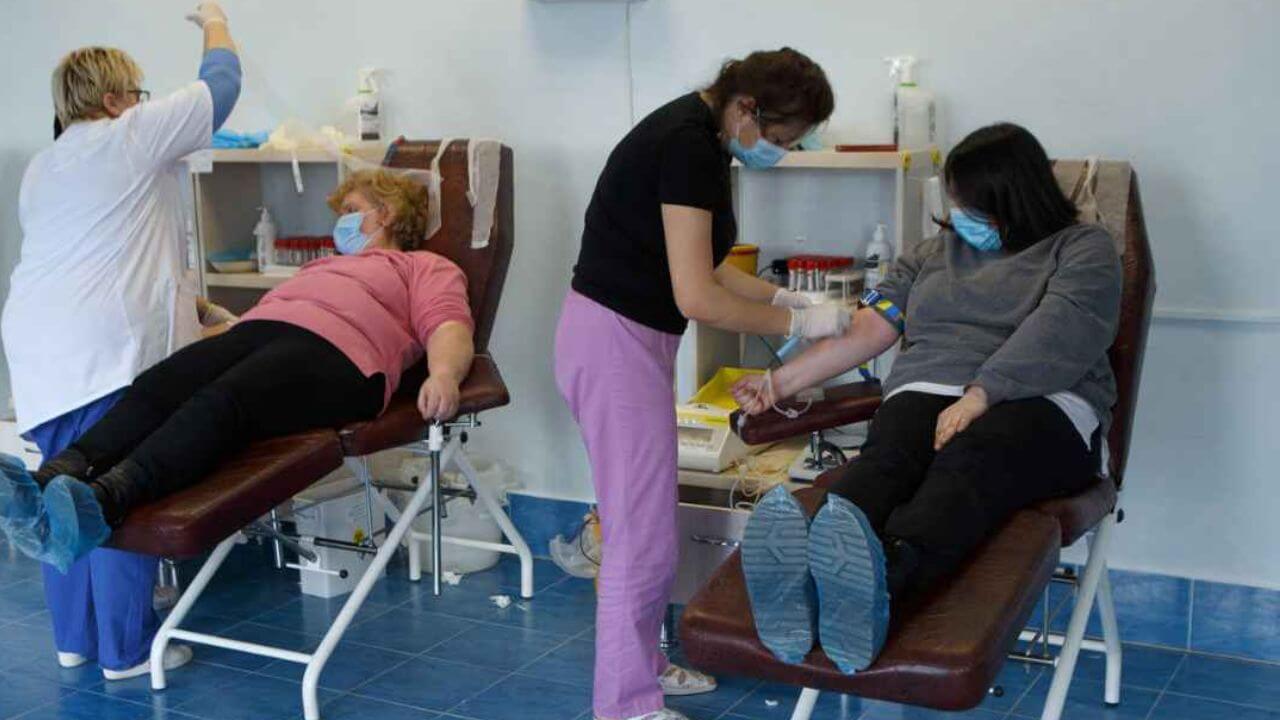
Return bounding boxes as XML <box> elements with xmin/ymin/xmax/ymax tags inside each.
<box><xmin>211</xmin><ymin>129</ymin><xmax>269</xmax><ymax>149</ymax></box>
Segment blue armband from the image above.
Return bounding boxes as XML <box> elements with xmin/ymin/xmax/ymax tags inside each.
<box><xmin>199</xmin><ymin>48</ymin><xmax>241</xmax><ymax>132</ymax></box>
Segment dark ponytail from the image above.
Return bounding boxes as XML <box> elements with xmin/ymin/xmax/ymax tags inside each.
<box><xmin>704</xmin><ymin>47</ymin><xmax>834</xmax><ymax>129</ymax></box>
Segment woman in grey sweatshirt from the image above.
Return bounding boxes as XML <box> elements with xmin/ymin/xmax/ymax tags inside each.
<box><xmin>731</xmin><ymin>123</ymin><xmax>1122</xmax><ymax>674</ymax></box>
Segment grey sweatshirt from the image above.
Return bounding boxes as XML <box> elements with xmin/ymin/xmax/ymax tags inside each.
<box><xmin>874</xmin><ymin>224</ymin><xmax>1122</xmax><ymax>431</ymax></box>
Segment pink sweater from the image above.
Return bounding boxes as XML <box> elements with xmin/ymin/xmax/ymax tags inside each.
<box><xmin>243</xmin><ymin>249</ymin><xmax>473</xmax><ymax>409</ymax></box>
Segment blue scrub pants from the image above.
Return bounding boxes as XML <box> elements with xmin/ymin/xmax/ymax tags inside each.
<box><xmin>26</xmin><ymin>389</ymin><xmax>160</xmax><ymax>671</ymax></box>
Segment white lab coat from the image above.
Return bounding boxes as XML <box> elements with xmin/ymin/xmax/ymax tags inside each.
<box><xmin>2</xmin><ymin>82</ymin><xmax>214</xmax><ymax>433</ymax></box>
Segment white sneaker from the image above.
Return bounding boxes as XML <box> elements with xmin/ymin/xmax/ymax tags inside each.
<box><xmin>102</xmin><ymin>644</ymin><xmax>193</xmax><ymax>681</ymax></box>
<box><xmin>596</xmin><ymin>711</ymin><xmax>691</xmax><ymax>720</ymax></box>
<box><xmin>57</xmin><ymin>652</ymin><xmax>89</xmax><ymax>669</ymax></box>
<box><xmin>659</xmin><ymin>663</ymin><xmax>717</xmax><ymax>696</ymax></box>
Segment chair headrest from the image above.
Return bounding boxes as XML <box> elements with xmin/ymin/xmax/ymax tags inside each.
<box><xmin>1052</xmin><ymin>159</ymin><xmax>1134</xmax><ymax>255</ymax></box>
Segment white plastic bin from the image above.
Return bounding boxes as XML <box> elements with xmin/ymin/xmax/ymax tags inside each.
<box><xmin>392</xmin><ymin>456</ymin><xmax>516</xmax><ymax>576</ymax></box>
<box><xmin>292</xmin><ymin>473</ymin><xmax>384</xmax><ymax>598</ymax></box>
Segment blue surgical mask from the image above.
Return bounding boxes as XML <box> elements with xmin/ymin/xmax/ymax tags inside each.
<box><xmin>333</xmin><ymin>212</ymin><xmax>370</xmax><ymax>255</ymax></box>
<box><xmin>728</xmin><ymin>114</ymin><xmax>788</xmax><ymax>169</ymax></box>
<box><xmin>950</xmin><ymin>207</ymin><xmax>1002</xmax><ymax>252</ymax></box>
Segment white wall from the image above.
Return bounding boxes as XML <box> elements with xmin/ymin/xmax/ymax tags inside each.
<box><xmin>2</xmin><ymin>0</ymin><xmax>1278</xmax><ymax>588</ymax></box>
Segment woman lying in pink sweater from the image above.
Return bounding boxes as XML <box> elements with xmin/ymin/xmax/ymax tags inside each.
<box><xmin>0</xmin><ymin>169</ymin><xmax>474</xmax><ymax>571</ymax></box>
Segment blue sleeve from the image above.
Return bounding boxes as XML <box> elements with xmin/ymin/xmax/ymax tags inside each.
<box><xmin>198</xmin><ymin>48</ymin><xmax>241</xmax><ymax>132</ymax></box>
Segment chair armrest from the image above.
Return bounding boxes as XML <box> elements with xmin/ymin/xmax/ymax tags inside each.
<box><xmin>734</xmin><ymin>380</ymin><xmax>884</xmax><ymax>445</ymax></box>
<box><xmin>338</xmin><ymin>354</ymin><xmax>509</xmax><ymax>457</ymax></box>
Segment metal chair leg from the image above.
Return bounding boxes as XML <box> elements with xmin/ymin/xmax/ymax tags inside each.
<box><xmin>790</xmin><ymin>688</ymin><xmax>820</xmax><ymax>720</ymax></box>
<box><xmin>431</xmin><ymin>423</ymin><xmax>444</xmax><ymax>597</ymax></box>
<box><xmin>659</xmin><ymin>604</ymin><xmax>677</xmax><ymax>651</ymax></box>
<box><xmin>301</xmin><ymin>430</ymin><xmax>458</xmax><ymax>720</ymax></box>
<box><xmin>451</xmin><ymin>450</ymin><xmax>535</xmax><ymax>599</ymax></box>
<box><xmin>151</xmin><ymin>534</ymin><xmax>239</xmax><ymax>691</ymax></box>
<box><xmin>1096</xmin><ymin>560</ymin><xmax>1123</xmax><ymax>705</ymax></box>
<box><xmin>1039</xmin><ymin>512</ymin><xmax>1118</xmax><ymax>720</ymax></box>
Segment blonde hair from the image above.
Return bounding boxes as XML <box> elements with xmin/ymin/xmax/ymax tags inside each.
<box><xmin>328</xmin><ymin>169</ymin><xmax>432</xmax><ymax>251</ymax></box>
<box><xmin>52</xmin><ymin>47</ymin><xmax>143</xmax><ymax>126</ymax></box>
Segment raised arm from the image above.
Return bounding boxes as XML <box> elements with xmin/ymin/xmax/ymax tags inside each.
<box><xmin>128</xmin><ymin>2</ymin><xmax>241</xmax><ymax>166</ymax></box>
<box><xmin>188</xmin><ymin>2</ymin><xmax>241</xmax><ymax>131</ymax></box>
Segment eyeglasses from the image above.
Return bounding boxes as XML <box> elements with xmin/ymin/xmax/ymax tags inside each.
<box><xmin>753</xmin><ymin>108</ymin><xmax>809</xmax><ymax>150</ymax></box>
<box><xmin>127</xmin><ymin>89</ymin><xmax>151</xmax><ymax>102</ymax></box>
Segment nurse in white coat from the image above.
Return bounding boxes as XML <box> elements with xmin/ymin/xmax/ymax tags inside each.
<box><xmin>0</xmin><ymin>2</ymin><xmax>241</xmax><ymax>680</ymax></box>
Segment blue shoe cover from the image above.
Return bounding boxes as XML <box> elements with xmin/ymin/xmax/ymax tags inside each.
<box><xmin>808</xmin><ymin>494</ymin><xmax>890</xmax><ymax>674</ymax></box>
<box><xmin>741</xmin><ymin>485</ymin><xmax>817</xmax><ymax>664</ymax></box>
<box><xmin>11</xmin><ymin>476</ymin><xmax>110</xmax><ymax>573</ymax></box>
<box><xmin>0</xmin><ymin>453</ymin><xmax>42</xmax><ymax>531</ymax></box>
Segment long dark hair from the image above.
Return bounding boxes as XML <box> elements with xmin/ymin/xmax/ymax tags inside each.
<box><xmin>704</xmin><ymin>47</ymin><xmax>834</xmax><ymax>131</ymax></box>
<box><xmin>941</xmin><ymin>123</ymin><xmax>1078</xmax><ymax>252</ymax></box>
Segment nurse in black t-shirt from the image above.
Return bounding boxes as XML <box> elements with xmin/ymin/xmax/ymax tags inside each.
<box><xmin>554</xmin><ymin>48</ymin><xmax>840</xmax><ymax>720</ymax></box>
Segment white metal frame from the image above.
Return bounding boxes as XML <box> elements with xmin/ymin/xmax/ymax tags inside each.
<box><xmin>149</xmin><ymin>423</ymin><xmax>534</xmax><ymax>720</ymax></box>
<box><xmin>350</xmin><ymin>427</ymin><xmax>535</xmax><ymax>599</ymax></box>
<box><xmin>779</xmin><ymin>505</ymin><xmax>1123</xmax><ymax>720</ymax></box>
<box><xmin>1032</xmin><ymin>509</ymin><xmax>1122</xmax><ymax>719</ymax></box>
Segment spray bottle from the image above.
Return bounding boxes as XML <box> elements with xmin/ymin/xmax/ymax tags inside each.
<box><xmin>356</xmin><ymin>67</ymin><xmax>382</xmax><ymax>142</ymax></box>
<box><xmin>253</xmin><ymin>207</ymin><xmax>276</xmax><ymax>271</ymax></box>
<box><xmin>885</xmin><ymin>56</ymin><xmax>935</xmax><ymax>150</ymax></box>
<box><xmin>864</xmin><ymin>223</ymin><xmax>893</xmax><ymax>290</ymax></box>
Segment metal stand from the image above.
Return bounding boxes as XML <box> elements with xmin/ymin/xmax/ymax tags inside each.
<box><xmin>659</xmin><ymin>604</ymin><xmax>678</xmax><ymax>651</ymax></box>
<box><xmin>151</xmin><ymin>438</ymin><xmax>466</xmax><ymax>719</ymax></box>
<box><xmin>395</xmin><ymin>422</ymin><xmax>535</xmax><ymax>599</ymax></box>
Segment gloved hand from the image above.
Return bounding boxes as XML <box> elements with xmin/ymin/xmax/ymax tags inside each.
<box><xmin>198</xmin><ymin>300</ymin><xmax>237</xmax><ymax>327</ymax></box>
<box><xmin>186</xmin><ymin>1</ymin><xmax>228</xmax><ymax>28</ymax></box>
<box><xmin>770</xmin><ymin>288</ymin><xmax>814</xmax><ymax>310</ymax></box>
<box><xmin>788</xmin><ymin>304</ymin><xmax>852</xmax><ymax>340</ymax></box>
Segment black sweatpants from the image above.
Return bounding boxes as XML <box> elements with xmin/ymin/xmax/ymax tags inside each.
<box><xmin>73</xmin><ymin>321</ymin><xmax>384</xmax><ymax>510</ymax></box>
<box><xmin>826</xmin><ymin>391</ymin><xmax>1098</xmax><ymax>600</ymax></box>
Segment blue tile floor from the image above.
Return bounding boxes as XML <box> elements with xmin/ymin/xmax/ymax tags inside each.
<box><xmin>1</xmin><ymin>536</ymin><xmax>1278</xmax><ymax>720</ymax></box>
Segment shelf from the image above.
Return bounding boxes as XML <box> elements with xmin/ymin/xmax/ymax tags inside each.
<box><xmin>733</xmin><ymin>147</ymin><xmax>940</xmax><ymax>171</ymax></box>
<box><xmin>211</xmin><ymin>143</ymin><xmax>386</xmax><ymax>164</ymax></box>
<box><xmin>205</xmin><ymin>272</ymin><xmax>295</xmax><ymax>289</ymax></box>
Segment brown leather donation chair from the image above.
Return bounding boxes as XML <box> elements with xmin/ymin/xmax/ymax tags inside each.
<box><xmin>679</xmin><ymin>160</ymin><xmax>1154</xmax><ymax>720</ymax></box>
<box><xmin>107</xmin><ymin>139</ymin><xmax>520</xmax><ymax>720</ymax></box>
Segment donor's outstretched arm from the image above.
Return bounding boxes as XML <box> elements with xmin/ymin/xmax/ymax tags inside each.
<box><xmin>419</xmin><ymin>321</ymin><xmax>474</xmax><ymax>422</ymax></box>
<box><xmin>733</xmin><ymin>306</ymin><xmax>901</xmax><ymax>415</ymax></box>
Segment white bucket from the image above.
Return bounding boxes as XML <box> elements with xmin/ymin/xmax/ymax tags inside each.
<box><xmin>389</xmin><ymin>455</ymin><xmax>516</xmax><ymax>575</ymax></box>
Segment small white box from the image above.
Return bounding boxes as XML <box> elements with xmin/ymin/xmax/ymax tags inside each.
<box><xmin>292</xmin><ymin>477</ymin><xmax>384</xmax><ymax>598</ymax></box>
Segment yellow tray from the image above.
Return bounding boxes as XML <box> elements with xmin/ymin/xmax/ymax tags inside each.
<box><xmin>677</xmin><ymin>367</ymin><xmax>765</xmax><ymax>426</ymax></box>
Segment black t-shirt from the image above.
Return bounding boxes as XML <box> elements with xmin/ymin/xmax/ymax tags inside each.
<box><xmin>572</xmin><ymin>93</ymin><xmax>737</xmax><ymax>335</ymax></box>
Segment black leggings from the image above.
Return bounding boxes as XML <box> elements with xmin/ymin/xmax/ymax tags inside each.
<box><xmin>73</xmin><ymin>321</ymin><xmax>384</xmax><ymax>508</ymax></box>
<box><xmin>826</xmin><ymin>392</ymin><xmax>1098</xmax><ymax>600</ymax></box>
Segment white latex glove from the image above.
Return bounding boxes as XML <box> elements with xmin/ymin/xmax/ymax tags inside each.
<box><xmin>198</xmin><ymin>301</ymin><xmax>237</xmax><ymax>327</ymax></box>
<box><xmin>788</xmin><ymin>304</ymin><xmax>852</xmax><ymax>340</ymax></box>
<box><xmin>186</xmin><ymin>1</ymin><xmax>228</xmax><ymax>28</ymax></box>
<box><xmin>771</xmin><ymin>288</ymin><xmax>815</xmax><ymax>310</ymax></box>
